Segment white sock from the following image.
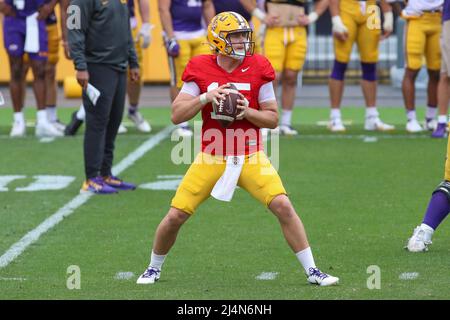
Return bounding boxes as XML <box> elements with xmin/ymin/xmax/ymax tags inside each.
<box><xmin>420</xmin><ymin>223</ymin><xmax>435</xmax><ymax>233</ymax></box>
<box><xmin>438</xmin><ymin>115</ymin><xmax>448</xmax><ymax>124</ymax></box>
<box><xmin>365</xmin><ymin>106</ymin><xmax>379</xmax><ymax>119</ymax></box>
<box><xmin>179</xmin><ymin>121</ymin><xmax>189</xmax><ymax>128</ymax></box>
<box><xmin>426</xmin><ymin>106</ymin><xmax>437</xmax><ymax>120</ymax></box>
<box><xmin>149</xmin><ymin>250</ymin><xmax>166</xmax><ymax>270</ymax></box>
<box><xmin>330</xmin><ymin>109</ymin><xmax>341</xmax><ymax>120</ymax></box>
<box><xmin>46</xmin><ymin>106</ymin><xmax>57</xmax><ymax>122</ymax></box>
<box><xmin>281</xmin><ymin>110</ymin><xmax>292</xmax><ymax>127</ymax></box>
<box><xmin>76</xmin><ymin>105</ymin><xmax>85</xmax><ymax>121</ymax></box>
<box><xmin>295</xmin><ymin>247</ymin><xmax>316</xmax><ymax>274</ymax></box>
<box><xmin>407</xmin><ymin>110</ymin><xmax>417</xmax><ymax>121</ymax></box>
<box><xmin>13</xmin><ymin>112</ymin><xmax>25</xmax><ymax>124</ymax></box>
<box><xmin>36</xmin><ymin>110</ymin><xmax>48</xmax><ymax>124</ymax></box>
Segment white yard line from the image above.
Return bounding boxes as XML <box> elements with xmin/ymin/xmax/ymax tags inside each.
<box><xmin>255</xmin><ymin>272</ymin><xmax>279</xmax><ymax>280</ymax></box>
<box><xmin>0</xmin><ymin>125</ymin><xmax>174</xmax><ymax>269</ymax></box>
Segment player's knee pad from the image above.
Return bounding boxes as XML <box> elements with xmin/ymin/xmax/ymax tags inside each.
<box><xmin>361</xmin><ymin>62</ymin><xmax>377</xmax><ymax>81</ymax></box>
<box><xmin>432</xmin><ymin>180</ymin><xmax>450</xmax><ymax>202</ymax></box>
<box><xmin>330</xmin><ymin>60</ymin><xmax>348</xmax><ymax>81</ymax></box>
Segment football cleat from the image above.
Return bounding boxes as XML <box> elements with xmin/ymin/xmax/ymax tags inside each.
<box><xmin>364</xmin><ymin>117</ymin><xmax>395</xmax><ymax>131</ymax></box>
<box><xmin>307</xmin><ymin>267</ymin><xmax>339</xmax><ymax>286</ymax></box>
<box><xmin>64</xmin><ymin>111</ymin><xmax>84</xmax><ymax>136</ymax></box>
<box><xmin>405</xmin><ymin>226</ymin><xmax>433</xmax><ymax>252</ymax></box>
<box><xmin>80</xmin><ymin>177</ymin><xmax>118</xmax><ymax>194</ymax></box>
<box><xmin>128</xmin><ymin>111</ymin><xmax>152</xmax><ymax>133</ymax></box>
<box><xmin>118</xmin><ymin>123</ymin><xmax>128</xmax><ymax>134</ymax></box>
<box><xmin>10</xmin><ymin>121</ymin><xmax>26</xmax><ymax>137</ymax></box>
<box><xmin>103</xmin><ymin>175</ymin><xmax>136</xmax><ymax>191</ymax></box>
<box><xmin>136</xmin><ymin>267</ymin><xmax>161</xmax><ymax>284</ymax></box>
<box><xmin>406</xmin><ymin>119</ymin><xmax>424</xmax><ymax>133</ymax></box>
<box><xmin>280</xmin><ymin>125</ymin><xmax>298</xmax><ymax>136</ymax></box>
<box><xmin>173</xmin><ymin>125</ymin><xmax>193</xmax><ymax>137</ymax></box>
<box><xmin>431</xmin><ymin>123</ymin><xmax>447</xmax><ymax>138</ymax></box>
<box><xmin>35</xmin><ymin>121</ymin><xmax>64</xmax><ymax>138</ymax></box>
<box><xmin>51</xmin><ymin>119</ymin><xmax>66</xmax><ymax>133</ymax></box>
<box><xmin>425</xmin><ymin>118</ymin><xmax>438</xmax><ymax>131</ymax></box>
<box><xmin>328</xmin><ymin>118</ymin><xmax>346</xmax><ymax>132</ymax></box>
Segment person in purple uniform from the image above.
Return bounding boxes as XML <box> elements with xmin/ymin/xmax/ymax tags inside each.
<box><xmin>0</xmin><ymin>0</ymin><xmax>61</xmax><ymax>138</ymax></box>
<box><xmin>406</xmin><ymin>0</ymin><xmax>450</xmax><ymax>251</ymax></box>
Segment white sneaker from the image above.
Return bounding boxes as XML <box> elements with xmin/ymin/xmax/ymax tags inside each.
<box><xmin>279</xmin><ymin>125</ymin><xmax>298</xmax><ymax>136</ymax></box>
<box><xmin>307</xmin><ymin>267</ymin><xmax>339</xmax><ymax>286</ymax></box>
<box><xmin>173</xmin><ymin>126</ymin><xmax>193</xmax><ymax>137</ymax></box>
<box><xmin>118</xmin><ymin>123</ymin><xmax>128</xmax><ymax>134</ymax></box>
<box><xmin>364</xmin><ymin>117</ymin><xmax>395</xmax><ymax>131</ymax></box>
<box><xmin>128</xmin><ymin>112</ymin><xmax>151</xmax><ymax>133</ymax></box>
<box><xmin>328</xmin><ymin>118</ymin><xmax>346</xmax><ymax>132</ymax></box>
<box><xmin>406</xmin><ymin>119</ymin><xmax>424</xmax><ymax>133</ymax></box>
<box><xmin>35</xmin><ymin>121</ymin><xmax>64</xmax><ymax>137</ymax></box>
<box><xmin>406</xmin><ymin>225</ymin><xmax>433</xmax><ymax>252</ymax></box>
<box><xmin>136</xmin><ymin>267</ymin><xmax>161</xmax><ymax>284</ymax></box>
<box><xmin>10</xmin><ymin>121</ymin><xmax>26</xmax><ymax>137</ymax></box>
<box><xmin>425</xmin><ymin>119</ymin><xmax>438</xmax><ymax>131</ymax></box>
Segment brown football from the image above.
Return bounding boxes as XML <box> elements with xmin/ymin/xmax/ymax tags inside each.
<box><xmin>212</xmin><ymin>83</ymin><xmax>240</xmax><ymax>128</ymax></box>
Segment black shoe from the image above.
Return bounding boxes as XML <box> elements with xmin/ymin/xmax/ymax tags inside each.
<box><xmin>64</xmin><ymin>111</ymin><xmax>84</xmax><ymax>136</ymax></box>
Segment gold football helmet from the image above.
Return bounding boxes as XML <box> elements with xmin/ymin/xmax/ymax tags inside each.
<box><xmin>207</xmin><ymin>11</ymin><xmax>255</xmax><ymax>59</ymax></box>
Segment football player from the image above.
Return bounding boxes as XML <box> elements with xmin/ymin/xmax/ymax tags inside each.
<box><xmin>406</xmin><ymin>0</ymin><xmax>450</xmax><ymax>252</ymax></box>
<box><xmin>258</xmin><ymin>0</ymin><xmax>330</xmax><ymax>136</ymax></box>
<box><xmin>328</xmin><ymin>0</ymin><xmax>395</xmax><ymax>132</ymax></box>
<box><xmin>0</xmin><ymin>0</ymin><xmax>62</xmax><ymax>137</ymax></box>
<box><xmin>401</xmin><ymin>0</ymin><xmax>443</xmax><ymax>133</ymax></box>
<box><xmin>137</xmin><ymin>12</ymin><xmax>339</xmax><ymax>286</ymax></box>
<box><xmin>64</xmin><ymin>0</ymin><xmax>153</xmax><ymax>136</ymax></box>
<box><xmin>158</xmin><ymin>0</ymin><xmax>215</xmax><ymax>137</ymax></box>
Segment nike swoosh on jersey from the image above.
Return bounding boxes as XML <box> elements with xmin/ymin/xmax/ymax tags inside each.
<box><xmin>241</xmin><ymin>67</ymin><xmax>250</xmax><ymax>72</ymax></box>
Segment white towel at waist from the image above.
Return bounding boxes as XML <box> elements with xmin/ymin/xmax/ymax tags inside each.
<box><xmin>25</xmin><ymin>12</ymin><xmax>39</xmax><ymax>53</ymax></box>
<box><xmin>211</xmin><ymin>155</ymin><xmax>245</xmax><ymax>202</ymax></box>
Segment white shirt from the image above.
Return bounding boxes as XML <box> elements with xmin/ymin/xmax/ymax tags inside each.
<box><xmin>404</xmin><ymin>0</ymin><xmax>443</xmax><ymax>15</ymax></box>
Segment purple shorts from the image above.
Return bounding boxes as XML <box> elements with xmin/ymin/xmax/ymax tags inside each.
<box><xmin>3</xmin><ymin>16</ymin><xmax>48</xmax><ymax>61</ymax></box>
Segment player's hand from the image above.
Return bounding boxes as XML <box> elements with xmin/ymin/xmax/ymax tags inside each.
<box><xmin>76</xmin><ymin>70</ymin><xmax>89</xmax><ymax>90</ymax></box>
<box><xmin>205</xmin><ymin>83</ymin><xmax>230</xmax><ymax>106</ymax></box>
<box><xmin>331</xmin><ymin>15</ymin><xmax>348</xmax><ymax>41</ymax></box>
<box><xmin>137</xmin><ymin>23</ymin><xmax>153</xmax><ymax>49</ymax></box>
<box><xmin>236</xmin><ymin>93</ymin><xmax>249</xmax><ymax>120</ymax></box>
<box><xmin>62</xmin><ymin>41</ymin><xmax>71</xmax><ymax>60</ymax></box>
<box><xmin>37</xmin><ymin>3</ymin><xmax>53</xmax><ymax>20</ymax></box>
<box><xmin>297</xmin><ymin>12</ymin><xmax>318</xmax><ymax>27</ymax></box>
<box><xmin>166</xmin><ymin>37</ymin><xmax>180</xmax><ymax>57</ymax></box>
<box><xmin>264</xmin><ymin>13</ymin><xmax>280</xmax><ymax>27</ymax></box>
<box><xmin>0</xmin><ymin>3</ymin><xmax>16</xmax><ymax>17</ymax></box>
<box><xmin>381</xmin><ymin>11</ymin><xmax>394</xmax><ymax>40</ymax></box>
<box><xmin>129</xmin><ymin>68</ymin><xmax>140</xmax><ymax>83</ymax></box>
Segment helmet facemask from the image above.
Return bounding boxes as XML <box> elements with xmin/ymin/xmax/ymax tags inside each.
<box><xmin>222</xmin><ymin>29</ymin><xmax>255</xmax><ymax>60</ymax></box>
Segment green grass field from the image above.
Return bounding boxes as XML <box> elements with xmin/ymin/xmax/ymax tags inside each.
<box><xmin>0</xmin><ymin>106</ymin><xmax>449</xmax><ymax>300</ymax></box>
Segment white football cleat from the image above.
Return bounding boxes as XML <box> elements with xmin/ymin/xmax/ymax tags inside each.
<box><xmin>307</xmin><ymin>267</ymin><xmax>339</xmax><ymax>286</ymax></box>
<box><xmin>118</xmin><ymin>123</ymin><xmax>128</xmax><ymax>134</ymax></box>
<box><xmin>406</xmin><ymin>119</ymin><xmax>424</xmax><ymax>133</ymax></box>
<box><xmin>10</xmin><ymin>121</ymin><xmax>26</xmax><ymax>137</ymax></box>
<box><xmin>425</xmin><ymin>118</ymin><xmax>438</xmax><ymax>131</ymax></box>
<box><xmin>279</xmin><ymin>125</ymin><xmax>298</xmax><ymax>136</ymax></box>
<box><xmin>406</xmin><ymin>225</ymin><xmax>433</xmax><ymax>252</ymax></box>
<box><xmin>35</xmin><ymin>121</ymin><xmax>64</xmax><ymax>137</ymax></box>
<box><xmin>128</xmin><ymin>111</ymin><xmax>151</xmax><ymax>133</ymax></box>
<box><xmin>364</xmin><ymin>117</ymin><xmax>395</xmax><ymax>131</ymax></box>
<box><xmin>51</xmin><ymin>120</ymin><xmax>66</xmax><ymax>133</ymax></box>
<box><xmin>173</xmin><ymin>126</ymin><xmax>193</xmax><ymax>138</ymax></box>
<box><xmin>136</xmin><ymin>267</ymin><xmax>161</xmax><ymax>284</ymax></box>
<box><xmin>328</xmin><ymin>118</ymin><xmax>346</xmax><ymax>132</ymax></box>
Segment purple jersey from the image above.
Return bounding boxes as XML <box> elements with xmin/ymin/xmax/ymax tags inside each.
<box><xmin>212</xmin><ymin>0</ymin><xmax>251</xmax><ymax>22</ymax></box>
<box><xmin>5</xmin><ymin>0</ymin><xmax>46</xmax><ymax>19</ymax></box>
<box><xmin>444</xmin><ymin>0</ymin><xmax>450</xmax><ymax>22</ymax></box>
<box><xmin>170</xmin><ymin>0</ymin><xmax>203</xmax><ymax>32</ymax></box>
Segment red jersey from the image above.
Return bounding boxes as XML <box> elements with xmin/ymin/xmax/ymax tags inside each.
<box><xmin>182</xmin><ymin>54</ymin><xmax>276</xmax><ymax>156</ymax></box>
